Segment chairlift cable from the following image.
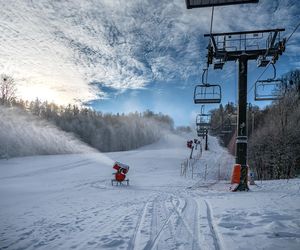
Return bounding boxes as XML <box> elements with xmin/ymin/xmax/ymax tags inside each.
<box><xmin>286</xmin><ymin>21</ymin><xmax>300</xmax><ymax>44</ymax></box>
<box><xmin>244</xmin><ymin>22</ymin><xmax>300</xmax><ymax>99</ymax></box>
<box><xmin>247</xmin><ymin>60</ymin><xmax>273</xmax><ymax>96</ymax></box>
<box><xmin>247</xmin><ymin>22</ymin><xmax>300</xmax><ymax>97</ymax></box>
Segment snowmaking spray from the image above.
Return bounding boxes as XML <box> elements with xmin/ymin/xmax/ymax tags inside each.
<box><xmin>0</xmin><ymin>106</ymin><xmax>114</xmax><ymax>166</ymax></box>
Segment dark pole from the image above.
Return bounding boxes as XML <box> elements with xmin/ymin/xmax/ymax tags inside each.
<box><xmin>235</xmin><ymin>54</ymin><xmax>249</xmax><ymax>191</ymax></box>
<box><xmin>205</xmin><ymin>129</ymin><xmax>208</xmax><ymax>150</ymax></box>
<box><xmin>190</xmin><ymin>145</ymin><xmax>194</xmax><ymax>159</ymax></box>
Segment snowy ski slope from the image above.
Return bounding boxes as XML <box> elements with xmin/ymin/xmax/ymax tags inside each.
<box><xmin>0</xmin><ymin>133</ymin><xmax>299</xmax><ymax>250</ymax></box>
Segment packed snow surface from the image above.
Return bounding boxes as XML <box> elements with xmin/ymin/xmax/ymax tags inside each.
<box><xmin>0</xmin><ymin>133</ymin><xmax>299</xmax><ymax>250</ymax></box>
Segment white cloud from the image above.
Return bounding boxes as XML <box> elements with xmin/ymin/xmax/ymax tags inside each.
<box><xmin>0</xmin><ymin>0</ymin><xmax>298</xmax><ymax>104</ymax></box>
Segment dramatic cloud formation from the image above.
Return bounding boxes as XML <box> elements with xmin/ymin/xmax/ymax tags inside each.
<box><xmin>0</xmin><ymin>0</ymin><xmax>299</xmax><ymax>104</ymax></box>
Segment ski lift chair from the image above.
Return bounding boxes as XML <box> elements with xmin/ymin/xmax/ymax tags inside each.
<box><xmin>221</xmin><ymin>127</ymin><xmax>232</xmax><ymax>134</ymax></box>
<box><xmin>196</xmin><ymin>114</ymin><xmax>211</xmax><ymax>127</ymax></box>
<box><xmin>255</xmin><ymin>79</ymin><xmax>285</xmax><ymax>101</ymax></box>
<box><xmin>196</xmin><ymin>120</ymin><xmax>210</xmax><ymax>132</ymax></box>
<box><xmin>196</xmin><ymin>125</ymin><xmax>207</xmax><ymax>138</ymax></box>
<box><xmin>254</xmin><ymin>64</ymin><xmax>286</xmax><ymax>101</ymax></box>
<box><xmin>194</xmin><ymin>84</ymin><xmax>222</xmax><ymax>104</ymax></box>
<box><xmin>221</xmin><ymin>118</ymin><xmax>232</xmax><ymax>134</ymax></box>
<box><xmin>197</xmin><ymin>130</ymin><xmax>207</xmax><ymax>138</ymax></box>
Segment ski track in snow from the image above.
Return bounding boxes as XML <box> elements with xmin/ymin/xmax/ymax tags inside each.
<box><xmin>129</xmin><ymin>193</ymin><xmax>202</xmax><ymax>250</ymax></box>
<box><xmin>1</xmin><ymin>134</ymin><xmax>300</xmax><ymax>250</ymax></box>
<box><xmin>204</xmin><ymin>200</ymin><xmax>221</xmax><ymax>250</ymax></box>
<box><xmin>129</xmin><ymin>199</ymin><xmax>151</xmax><ymax>250</ymax></box>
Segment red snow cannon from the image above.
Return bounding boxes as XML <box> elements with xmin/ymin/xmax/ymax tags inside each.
<box><xmin>187</xmin><ymin>140</ymin><xmax>193</xmax><ymax>149</ymax></box>
<box><xmin>111</xmin><ymin>161</ymin><xmax>130</xmax><ymax>186</ymax></box>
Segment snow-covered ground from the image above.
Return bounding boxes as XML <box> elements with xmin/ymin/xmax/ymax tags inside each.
<box><xmin>0</xmin><ymin>133</ymin><xmax>299</xmax><ymax>250</ymax></box>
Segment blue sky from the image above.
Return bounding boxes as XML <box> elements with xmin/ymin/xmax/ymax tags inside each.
<box><xmin>1</xmin><ymin>0</ymin><xmax>299</xmax><ymax>126</ymax></box>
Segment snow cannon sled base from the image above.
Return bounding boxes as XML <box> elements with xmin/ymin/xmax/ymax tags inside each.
<box><xmin>111</xmin><ymin>162</ymin><xmax>130</xmax><ymax>186</ymax></box>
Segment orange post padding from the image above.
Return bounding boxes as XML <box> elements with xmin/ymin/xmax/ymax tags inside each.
<box><xmin>231</xmin><ymin>164</ymin><xmax>241</xmax><ymax>184</ymax></box>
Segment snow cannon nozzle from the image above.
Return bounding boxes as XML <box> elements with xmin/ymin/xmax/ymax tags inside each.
<box><xmin>113</xmin><ymin>161</ymin><xmax>130</xmax><ymax>174</ymax></box>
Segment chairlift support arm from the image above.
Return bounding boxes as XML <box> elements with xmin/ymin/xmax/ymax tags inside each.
<box><xmin>204</xmin><ymin>29</ymin><xmax>285</xmax><ymax>62</ymax></box>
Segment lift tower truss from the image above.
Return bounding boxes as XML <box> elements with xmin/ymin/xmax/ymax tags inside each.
<box><xmin>204</xmin><ymin>29</ymin><xmax>286</xmax><ymax>191</ymax></box>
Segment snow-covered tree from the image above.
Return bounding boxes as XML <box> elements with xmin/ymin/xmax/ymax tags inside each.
<box><xmin>0</xmin><ymin>74</ymin><xmax>16</xmax><ymax>105</ymax></box>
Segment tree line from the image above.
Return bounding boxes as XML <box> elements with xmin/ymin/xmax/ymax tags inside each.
<box><xmin>209</xmin><ymin>69</ymin><xmax>300</xmax><ymax>180</ymax></box>
<box><xmin>209</xmin><ymin>101</ymin><xmax>237</xmax><ymax>152</ymax></box>
<box><xmin>248</xmin><ymin>70</ymin><xmax>300</xmax><ymax>180</ymax></box>
<box><xmin>0</xmin><ymin>74</ymin><xmax>174</xmax><ymax>154</ymax></box>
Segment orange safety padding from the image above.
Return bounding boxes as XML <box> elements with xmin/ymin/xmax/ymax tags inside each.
<box><xmin>231</xmin><ymin>164</ymin><xmax>241</xmax><ymax>184</ymax></box>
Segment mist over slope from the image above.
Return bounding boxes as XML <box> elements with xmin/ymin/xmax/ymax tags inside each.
<box><xmin>2</xmin><ymin>99</ymin><xmax>174</xmax><ymax>153</ymax></box>
<box><xmin>0</xmin><ymin>106</ymin><xmax>94</xmax><ymax>159</ymax></box>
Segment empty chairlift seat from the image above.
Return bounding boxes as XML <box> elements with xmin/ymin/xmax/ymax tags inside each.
<box><xmin>196</xmin><ymin>114</ymin><xmax>211</xmax><ymax>128</ymax></box>
<box><xmin>196</xmin><ymin>124</ymin><xmax>207</xmax><ymax>137</ymax></box>
<box><xmin>197</xmin><ymin>129</ymin><xmax>207</xmax><ymax>138</ymax></box>
<box><xmin>221</xmin><ymin>118</ymin><xmax>233</xmax><ymax>134</ymax></box>
<box><xmin>196</xmin><ymin>114</ymin><xmax>209</xmax><ymax>126</ymax></box>
<box><xmin>254</xmin><ymin>63</ymin><xmax>286</xmax><ymax>101</ymax></box>
<box><xmin>254</xmin><ymin>79</ymin><xmax>285</xmax><ymax>101</ymax></box>
<box><xmin>194</xmin><ymin>84</ymin><xmax>222</xmax><ymax>104</ymax></box>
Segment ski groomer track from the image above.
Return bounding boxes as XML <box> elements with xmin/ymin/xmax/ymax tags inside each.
<box><xmin>127</xmin><ymin>191</ymin><xmax>224</xmax><ymax>250</ymax></box>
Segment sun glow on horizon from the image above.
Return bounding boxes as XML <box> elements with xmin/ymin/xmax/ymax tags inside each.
<box><xmin>16</xmin><ymin>78</ymin><xmax>99</xmax><ymax>105</ymax></box>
